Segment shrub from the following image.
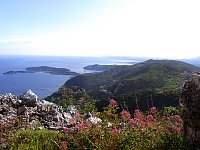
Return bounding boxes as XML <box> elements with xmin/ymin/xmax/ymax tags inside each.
<box><xmin>10</xmin><ymin>99</ymin><xmax>191</xmax><ymax>149</ymax></box>
<box><xmin>11</xmin><ymin>129</ymin><xmax>64</xmax><ymax>150</ymax></box>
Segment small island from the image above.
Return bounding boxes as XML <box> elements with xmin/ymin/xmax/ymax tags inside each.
<box><xmin>3</xmin><ymin>66</ymin><xmax>78</xmax><ymax>76</ymax></box>
<box><xmin>83</xmin><ymin>64</ymin><xmax>117</xmax><ymax>71</ymax></box>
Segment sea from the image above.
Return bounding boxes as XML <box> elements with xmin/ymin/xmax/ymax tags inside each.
<box><xmin>0</xmin><ymin>56</ymin><xmax>137</xmax><ymax>99</ymax></box>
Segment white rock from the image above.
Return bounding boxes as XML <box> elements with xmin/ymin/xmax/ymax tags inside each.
<box><xmin>20</xmin><ymin>89</ymin><xmax>39</xmax><ymax>107</ymax></box>
<box><xmin>41</xmin><ymin>100</ymin><xmax>54</xmax><ymax>105</ymax></box>
<box><xmin>87</xmin><ymin>117</ymin><xmax>102</xmax><ymax>124</ymax></box>
<box><xmin>21</xmin><ymin>89</ymin><xmax>38</xmax><ymax>101</ymax></box>
<box><xmin>107</xmin><ymin>122</ymin><xmax>113</xmax><ymax>127</ymax></box>
<box><xmin>66</xmin><ymin>105</ymin><xmax>77</xmax><ymax>117</ymax></box>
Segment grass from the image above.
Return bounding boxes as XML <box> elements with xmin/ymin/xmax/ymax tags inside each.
<box><xmin>11</xmin><ymin>129</ymin><xmax>64</xmax><ymax>150</ymax></box>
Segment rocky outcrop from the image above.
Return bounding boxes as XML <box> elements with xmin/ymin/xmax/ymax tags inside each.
<box><xmin>0</xmin><ymin>90</ymin><xmax>103</xmax><ymax>150</ymax></box>
<box><xmin>181</xmin><ymin>73</ymin><xmax>200</xmax><ymax>149</ymax></box>
<box><xmin>20</xmin><ymin>89</ymin><xmax>39</xmax><ymax>107</ymax></box>
<box><xmin>0</xmin><ymin>90</ymin><xmax>78</xmax><ymax>130</ymax></box>
<box><xmin>84</xmin><ymin>112</ymin><xmax>102</xmax><ymax>124</ymax></box>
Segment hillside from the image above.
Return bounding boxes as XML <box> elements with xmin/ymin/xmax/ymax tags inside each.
<box><xmin>26</xmin><ymin>66</ymin><xmax>78</xmax><ymax>75</ymax></box>
<box><xmin>45</xmin><ymin>86</ymin><xmax>90</xmax><ymax>110</ymax></box>
<box><xmin>61</xmin><ymin>59</ymin><xmax>200</xmax><ymax>111</ymax></box>
<box><xmin>83</xmin><ymin>64</ymin><xmax>118</xmax><ymax>71</ymax></box>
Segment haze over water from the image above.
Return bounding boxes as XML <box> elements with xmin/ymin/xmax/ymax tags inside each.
<box><xmin>0</xmin><ymin>56</ymin><xmax>136</xmax><ymax>99</ymax></box>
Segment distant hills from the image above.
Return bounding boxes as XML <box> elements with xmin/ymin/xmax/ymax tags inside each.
<box><xmin>181</xmin><ymin>57</ymin><xmax>200</xmax><ymax>67</ymax></box>
<box><xmin>65</xmin><ymin>59</ymin><xmax>200</xmax><ymax>92</ymax></box>
<box><xmin>84</xmin><ymin>64</ymin><xmax>118</xmax><ymax>71</ymax></box>
<box><xmin>61</xmin><ymin>59</ymin><xmax>200</xmax><ymax>111</ymax></box>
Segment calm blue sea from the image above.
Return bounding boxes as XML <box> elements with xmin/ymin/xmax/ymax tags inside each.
<box><xmin>0</xmin><ymin>56</ymin><xmax>135</xmax><ymax>99</ymax></box>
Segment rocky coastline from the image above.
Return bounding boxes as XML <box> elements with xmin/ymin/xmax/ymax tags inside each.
<box><xmin>3</xmin><ymin>66</ymin><xmax>78</xmax><ymax>76</ymax></box>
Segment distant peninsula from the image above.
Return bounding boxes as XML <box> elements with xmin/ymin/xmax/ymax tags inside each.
<box><xmin>3</xmin><ymin>71</ymin><xmax>32</xmax><ymax>75</ymax></box>
<box><xmin>3</xmin><ymin>66</ymin><xmax>78</xmax><ymax>76</ymax></box>
<box><xmin>83</xmin><ymin>64</ymin><xmax>118</xmax><ymax>71</ymax></box>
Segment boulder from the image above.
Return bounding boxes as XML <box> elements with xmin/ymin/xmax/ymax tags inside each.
<box><xmin>66</xmin><ymin>105</ymin><xmax>77</xmax><ymax>117</ymax></box>
<box><xmin>12</xmin><ymin>99</ymin><xmax>22</xmax><ymax>108</ymax></box>
<box><xmin>84</xmin><ymin>112</ymin><xmax>92</xmax><ymax>119</ymax></box>
<box><xmin>20</xmin><ymin>89</ymin><xmax>38</xmax><ymax>107</ymax></box>
<box><xmin>87</xmin><ymin>116</ymin><xmax>102</xmax><ymax>124</ymax></box>
<box><xmin>53</xmin><ymin>116</ymin><xmax>59</xmax><ymax>122</ymax></box>
<box><xmin>17</xmin><ymin>105</ymin><xmax>27</xmax><ymax>115</ymax></box>
<box><xmin>0</xmin><ymin>93</ymin><xmax>14</xmax><ymax>106</ymax></box>
<box><xmin>0</xmin><ymin>105</ymin><xmax>8</xmax><ymax>114</ymax></box>
<box><xmin>0</xmin><ymin>114</ymin><xmax>3</xmax><ymax>120</ymax></box>
<box><xmin>85</xmin><ymin>112</ymin><xmax>102</xmax><ymax>124</ymax></box>
<box><xmin>181</xmin><ymin>73</ymin><xmax>200</xmax><ymax>149</ymax></box>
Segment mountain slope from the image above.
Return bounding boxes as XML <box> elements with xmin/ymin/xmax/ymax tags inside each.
<box><xmin>63</xmin><ymin>59</ymin><xmax>200</xmax><ymax>111</ymax></box>
<box><xmin>65</xmin><ymin>59</ymin><xmax>199</xmax><ymax>93</ymax></box>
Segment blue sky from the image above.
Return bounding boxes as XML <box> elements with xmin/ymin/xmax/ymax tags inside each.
<box><xmin>0</xmin><ymin>0</ymin><xmax>200</xmax><ymax>58</ymax></box>
<box><xmin>0</xmin><ymin>0</ymin><xmax>107</xmax><ymax>37</ymax></box>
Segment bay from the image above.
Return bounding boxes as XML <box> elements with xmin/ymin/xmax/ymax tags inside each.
<box><xmin>0</xmin><ymin>56</ymin><xmax>135</xmax><ymax>99</ymax></box>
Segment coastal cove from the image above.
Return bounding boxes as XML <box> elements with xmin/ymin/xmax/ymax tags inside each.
<box><xmin>0</xmin><ymin>56</ymin><xmax>137</xmax><ymax>99</ymax></box>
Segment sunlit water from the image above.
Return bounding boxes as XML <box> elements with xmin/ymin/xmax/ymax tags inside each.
<box><xmin>0</xmin><ymin>56</ymin><xmax>136</xmax><ymax>99</ymax></box>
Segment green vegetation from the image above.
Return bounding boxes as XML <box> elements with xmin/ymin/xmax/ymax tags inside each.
<box><xmin>2</xmin><ymin>59</ymin><xmax>197</xmax><ymax>149</ymax></box>
<box><xmin>12</xmin><ymin>129</ymin><xmax>64</xmax><ymax>150</ymax></box>
<box><xmin>26</xmin><ymin>66</ymin><xmax>78</xmax><ymax>75</ymax></box>
<box><xmin>64</xmin><ymin>59</ymin><xmax>200</xmax><ymax>111</ymax></box>
<box><xmin>45</xmin><ymin>86</ymin><xmax>91</xmax><ymax>110</ymax></box>
<box><xmin>84</xmin><ymin>64</ymin><xmax>118</xmax><ymax>71</ymax></box>
<box><xmin>9</xmin><ymin>100</ymin><xmax>191</xmax><ymax>149</ymax></box>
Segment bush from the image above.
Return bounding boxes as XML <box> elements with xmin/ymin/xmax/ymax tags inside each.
<box><xmin>10</xmin><ymin>99</ymin><xmax>191</xmax><ymax>149</ymax></box>
<box><xmin>11</xmin><ymin>129</ymin><xmax>64</xmax><ymax>150</ymax></box>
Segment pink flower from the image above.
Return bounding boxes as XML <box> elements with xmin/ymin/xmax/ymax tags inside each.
<box><xmin>134</xmin><ymin>117</ymin><xmax>140</xmax><ymax>122</ymax></box>
<box><xmin>121</xmin><ymin>110</ymin><xmax>131</xmax><ymax>121</ymax></box>
<box><xmin>175</xmin><ymin>127</ymin><xmax>182</xmax><ymax>132</ymax></box>
<box><xmin>150</xmin><ymin>107</ymin><xmax>157</xmax><ymax>113</ymax></box>
<box><xmin>63</xmin><ymin>127</ymin><xmax>68</xmax><ymax>132</ymax></box>
<box><xmin>132</xmin><ymin>117</ymin><xmax>144</xmax><ymax>126</ymax></box>
<box><xmin>60</xmin><ymin>141</ymin><xmax>68</xmax><ymax>150</ymax></box>
<box><xmin>130</xmin><ymin>124</ymin><xmax>135</xmax><ymax>128</ymax></box>
<box><xmin>77</xmin><ymin>122</ymin><xmax>89</xmax><ymax>130</ymax></box>
<box><xmin>167</xmin><ymin>126</ymin><xmax>174</xmax><ymax>132</ymax></box>
<box><xmin>174</xmin><ymin>115</ymin><xmax>182</xmax><ymax>122</ymax></box>
<box><xmin>146</xmin><ymin>114</ymin><xmax>154</xmax><ymax>120</ymax></box>
<box><xmin>129</xmin><ymin>118</ymin><xmax>135</xmax><ymax>124</ymax></box>
<box><xmin>134</xmin><ymin>109</ymin><xmax>140</xmax><ymax>114</ymax></box>
<box><xmin>143</xmin><ymin>121</ymin><xmax>152</xmax><ymax>127</ymax></box>
<box><xmin>111</xmin><ymin>128</ymin><xmax>120</xmax><ymax>136</ymax></box>
<box><xmin>170</xmin><ymin>115</ymin><xmax>175</xmax><ymax>120</ymax></box>
<box><xmin>162</xmin><ymin>116</ymin><xmax>167</xmax><ymax>120</ymax></box>
<box><xmin>75</xmin><ymin>112</ymin><xmax>81</xmax><ymax>117</ymax></box>
<box><xmin>175</xmin><ymin>125</ymin><xmax>182</xmax><ymax>132</ymax></box>
<box><xmin>109</xmin><ymin>99</ymin><xmax>117</xmax><ymax>106</ymax></box>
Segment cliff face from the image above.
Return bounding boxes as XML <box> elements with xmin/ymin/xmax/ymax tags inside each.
<box><xmin>181</xmin><ymin>73</ymin><xmax>200</xmax><ymax>149</ymax></box>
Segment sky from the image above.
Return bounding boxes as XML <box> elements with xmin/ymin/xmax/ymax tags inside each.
<box><xmin>0</xmin><ymin>0</ymin><xmax>200</xmax><ymax>59</ymax></box>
